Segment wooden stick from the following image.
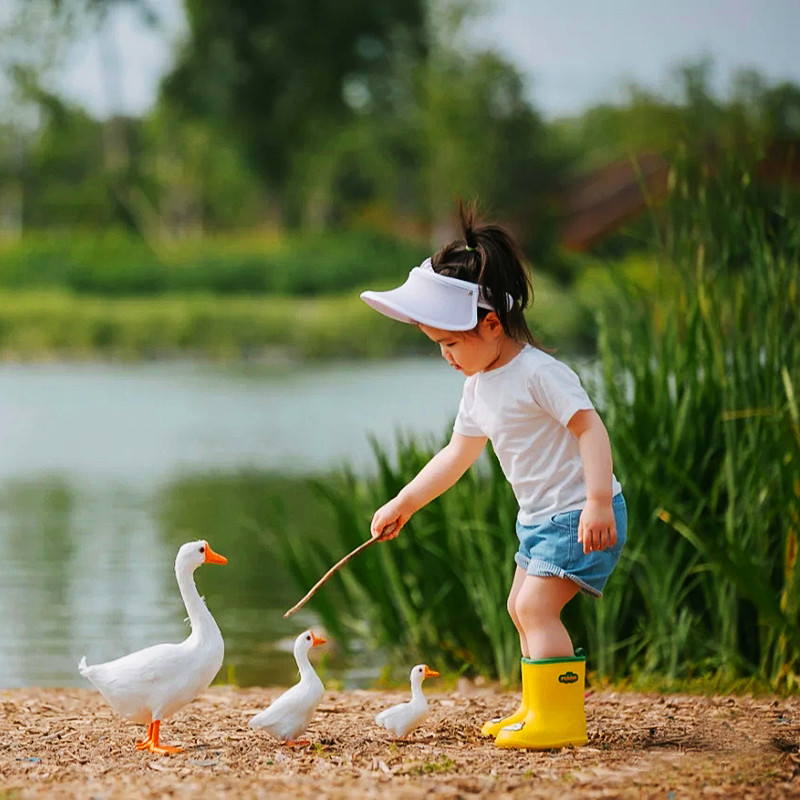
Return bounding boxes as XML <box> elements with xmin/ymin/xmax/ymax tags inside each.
<box><xmin>283</xmin><ymin>524</ymin><xmax>397</xmax><ymax>618</ymax></box>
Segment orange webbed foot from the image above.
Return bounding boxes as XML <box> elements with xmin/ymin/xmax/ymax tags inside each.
<box><xmin>136</xmin><ymin>720</ymin><xmax>183</xmax><ymax>756</ymax></box>
<box><xmin>136</xmin><ymin>722</ymin><xmax>155</xmax><ymax>749</ymax></box>
<box><xmin>145</xmin><ymin>742</ymin><xmax>184</xmax><ymax>755</ymax></box>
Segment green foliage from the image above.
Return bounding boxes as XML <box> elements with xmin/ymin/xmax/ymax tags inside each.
<box><xmin>0</xmin><ymin>230</ymin><xmax>427</xmax><ymax>296</ymax></box>
<box><xmin>418</xmin><ymin>47</ymin><xmax>565</xmax><ymax>257</ymax></box>
<box><xmin>556</xmin><ymin>59</ymin><xmax>800</xmax><ymax>170</ymax></box>
<box><xmin>23</xmin><ymin>105</ymin><xmax>114</xmax><ymax>227</ymax></box>
<box><xmin>592</xmin><ymin>152</ymin><xmax>800</xmax><ymax>690</ymax></box>
<box><xmin>0</xmin><ymin>244</ymin><xmax>588</xmax><ymax>359</ymax></box>
<box><xmin>163</xmin><ymin>0</ymin><xmax>426</xmax><ymax>194</ymax></box>
<box><xmin>274</xmin><ymin>436</ymin><xmax>522</xmax><ymax>684</ymax></box>
<box><xmin>0</xmin><ymin>289</ymin><xmax>423</xmax><ymax>360</ymax></box>
<box><xmin>8</xmin><ymin>1</ymin><xmax>554</xmax><ymax>242</ymax></box>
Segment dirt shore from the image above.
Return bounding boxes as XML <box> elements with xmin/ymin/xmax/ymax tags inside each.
<box><xmin>1</xmin><ymin>684</ymin><xmax>798</xmax><ymax>799</ymax></box>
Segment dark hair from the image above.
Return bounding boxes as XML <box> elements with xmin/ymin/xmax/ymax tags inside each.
<box><xmin>431</xmin><ymin>201</ymin><xmax>536</xmax><ymax>345</ymax></box>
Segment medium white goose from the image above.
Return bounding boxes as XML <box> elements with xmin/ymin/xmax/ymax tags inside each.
<box><xmin>375</xmin><ymin>664</ymin><xmax>439</xmax><ymax>737</ymax></box>
<box><xmin>248</xmin><ymin>629</ymin><xmax>326</xmax><ymax>744</ymax></box>
<box><xmin>78</xmin><ymin>540</ymin><xmax>227</xmax><ymax>754</ymax></box>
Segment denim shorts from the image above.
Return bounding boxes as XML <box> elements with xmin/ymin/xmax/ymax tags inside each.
<box><xmin>515</xmin><ymin>493</ymin><xmax>627</xmax><ymax>598</ymax></box>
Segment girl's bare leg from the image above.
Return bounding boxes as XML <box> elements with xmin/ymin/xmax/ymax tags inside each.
<box><xmin>514</xmin><ymin>575</ymin><xmax>579</xmax><ymax>659</ymax></box>
<box><xmin>506</xmin><ymin>566</ymin><xmax>530</xmax><ymax>658</ymax></box>
<box><xmin>480</xmin><ymin>566</ymin><xmax>534</xmax><ymax>736</ymax></box>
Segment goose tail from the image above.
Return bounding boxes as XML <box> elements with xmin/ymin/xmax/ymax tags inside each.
<box><xmin>248</xmin><ymin>709</ymin><xmax>270</xmax><ymax>729</ymax></box>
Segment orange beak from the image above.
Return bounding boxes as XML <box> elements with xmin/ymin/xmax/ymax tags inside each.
<box><xmin>311</xmin><ymin>634</ymin><xmax>327</xmax><ymax>647</ymax></box>
<box><xmin>203</xmin><ymin>542</ymin><xmax>228</xmax><ymax>565</ymax></box>
<box><xmin>424</xmin><ymin>666</ymin><xmax>439</xmax><ymax>679</ymax></box>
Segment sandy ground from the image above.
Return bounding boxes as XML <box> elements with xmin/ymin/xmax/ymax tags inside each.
<box><xmin>0</xmin><ymin>684</ymin><xmax>798</xmax><ymax>799</ymax></box>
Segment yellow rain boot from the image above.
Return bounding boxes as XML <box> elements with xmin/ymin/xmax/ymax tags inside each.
<box><xmin>494</xmin><ymin>652</ymin><xmax>588</xmax><ymax>749</ymax></box>
<box><xmin>480</xmin><ymin>658</ymin><xmax>532</xmax><ymax>737</ymax></box>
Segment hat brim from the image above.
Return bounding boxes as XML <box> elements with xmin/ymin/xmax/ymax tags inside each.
<box><xmin>360</xmin><ymin>267</ymin><xmax>479</xmax><ymax>331</ymax></box>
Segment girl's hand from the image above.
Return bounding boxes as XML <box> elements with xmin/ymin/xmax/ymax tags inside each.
<box><xmin>577</xmin><ymin>496</ymin><xmax>617</xmax><ymax>554</ymax></box>
<box><xmin>370</xmin><ymin>498</ymin><xmax>412</xmax><ymax>541</ymax></box>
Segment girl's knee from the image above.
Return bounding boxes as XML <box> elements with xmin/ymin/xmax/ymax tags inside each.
<box><xmin>514</xmin><ymin>594</ymin><xmax>546</xmax><ymax>628</ymax></box>
<box><xmin>506</xmin><ymin>567</ymin><xmax>527</xmax><ymax>622</ymax></box>
<box><xmin>514</xmin><ymin>586</ymin><xmax>569</xmax><ymax>627</ymax></box>
<box><xmin>506</xmin><ymin>592</ymin><xmax>517</xmax><ymax>620</ymax></box>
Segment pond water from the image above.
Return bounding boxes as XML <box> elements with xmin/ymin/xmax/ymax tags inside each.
<box><xmin>0</xmin><ymin>358</ymin><xmax>464</xmax><ymax>688</ymax></box>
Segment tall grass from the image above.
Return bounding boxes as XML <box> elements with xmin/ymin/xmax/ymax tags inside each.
<box><xmin>274</xmin><ymin>437</ymin><xmax>523</xmax><ymax>684</ymax></box>
<box><xmin>278</xmin><ymin>153</ymin><xmax>800</xmax><ymax>690</ymax></box>
<box><xmin>594</xmin><ymin>152</ymin><xmax>800</xmax><ymax>690</ymax></box>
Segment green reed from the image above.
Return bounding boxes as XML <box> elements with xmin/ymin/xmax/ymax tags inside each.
<box><xmin>274</xmin><ymin>436</ymin><xmax>523</xmax><ymax>684</ymax></box>
<box><xmin>593</xmin><ymin>149</ymin><xmax>800</xmax><ymax>689</ymax></box>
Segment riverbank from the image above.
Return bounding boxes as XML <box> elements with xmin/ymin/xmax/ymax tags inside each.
<box><xmin>0</xmin><ymin>274</ymin><xmax>588</xmax><ymax>362</ymax></box>
<box><xmin>1</xmin><ymin>685</ymin><xmax>797</xmax><ymax>798</ymax></box>
<box><xmin>0</xmin><ymin>290</ymin><xmax>419</xmax><ymax>361</ymax></box>
<box><xmin>0</xmin><ymin>228</ymin><xmax>592</xmax><ymax>361</ymax></box>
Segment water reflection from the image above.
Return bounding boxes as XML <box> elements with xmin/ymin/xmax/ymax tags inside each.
<box><xmin>0</xmin><ymin>359</ymin><xmax>462</xmax><ymax>687</ymax></box>
<box><xmin>0</xmin><ymin>480</ymin><xmax>175</xmax><ymax>687</ymax></box>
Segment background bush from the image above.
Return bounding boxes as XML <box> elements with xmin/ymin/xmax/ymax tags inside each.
<box><xmin>0</xmin><ymin>269</ymin><xmax>587</xmax><ymax>361</ymax></box>
<box><xmin>0</xmin><ymin>230</ymin><xmax>428</xmax><ymax>297</ymax></box>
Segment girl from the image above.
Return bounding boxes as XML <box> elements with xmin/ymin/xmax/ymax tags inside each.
<box><xmin>360</xmin><ymin>204</ymin><xmax>626</xmax><ymax>750</ymax></box>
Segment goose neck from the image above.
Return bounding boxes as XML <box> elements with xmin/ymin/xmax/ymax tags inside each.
<box><xmin>176</xmin><ymin>563</ymin><xmax>219</xmax><ymax>640</ymax></box>
<box><xmin>294</xmin><ymin>646</ymin><xmax>317</xmax><ymax>680</ymax></box>
<box><xmin>410</xmin><ymin>677</ymin><xmax>426</xmax><ymax>703</ymax></box>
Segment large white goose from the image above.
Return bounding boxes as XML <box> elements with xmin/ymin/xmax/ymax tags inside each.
<box><xmin>79</xmin><ymin>540</ymin><xmax>227</xmax><ymax>754</ymax></box>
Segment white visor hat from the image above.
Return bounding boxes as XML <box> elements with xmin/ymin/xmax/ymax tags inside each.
<box><xmin>360</xmin><ymin>258</ymin><xmax>510</xmax><ymax>331</ymax></box>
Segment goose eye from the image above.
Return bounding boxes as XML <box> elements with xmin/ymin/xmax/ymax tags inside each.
<box><xmin>306</xmin><ymin>635</ymin><xmax>311</xmax><ymax>641</ymax></box>
<box><xmin>199</xmin><ymin>546</ymin><xmax>205</xmax><ymax>553</ymax></box>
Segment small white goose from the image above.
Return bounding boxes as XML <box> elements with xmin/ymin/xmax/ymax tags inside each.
<box><xmin>375</xmin><ymin>664</ymin><xmax>439</xmax><ymax>738</ymax></box>
<box><xmin>249</xmin><ymin>630</ymin><xmax>326</xmax><ymax>744</ymax></box>
<box><xmin>78</xmin><ymin>540</ymin><xmax>227</xmax><ymax>754</ymax></box>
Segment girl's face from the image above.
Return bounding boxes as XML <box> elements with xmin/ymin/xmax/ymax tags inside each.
<box><xmin>419</xmin><ymin>315</ymin><xmax>516</xmax><ymax>376</ymax></box>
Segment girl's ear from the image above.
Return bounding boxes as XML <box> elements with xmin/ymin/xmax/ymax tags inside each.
<box><xmin>481</xmin><ymin>312</ymin><xmax>504</xmax><ymax>336</ymax></box>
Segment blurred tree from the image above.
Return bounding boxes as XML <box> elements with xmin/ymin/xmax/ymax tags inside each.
<box><xmin>1</xmin><ymin>0</ymin><xmax>163</xmax><ymax>236</ymax></box>
<box><xmin>268</xmin><ymin>0</ymin><xmax>566</xmax><ymax>262</ymax></box>
<box><xmin>556</xmin><ymin>59</ymin><xmax>800</xmax><ymax>171</ymax></box>
<box><xmin>4</xmin><ymin>0</ymin><xmax>570</xmax><ymax>261</ymax></box>
<box><xmin>554</xmin><ymin>59</ymin><xmax>800</xmax><ymax>261</ymax></box>
<box><xmin>141</xmin><ymin>106</ymin><xmax>269</xmax><ymax>236</ymax></box>
<box><xmin>0</xmin><ymin>0</ymin><xmax>73</xmax><ymax>237</ymax></box>
<box><xmin>162</xmin><ymin>0</ymin><xmax>427</xmax><ymax>223</ymax></box>
<box><xmin>418</xmin><ymin>47</ymin><xmax>564</xmax><ymax>258</ymax></box>
<box><xmin>21</xmin><ymin>93</ymin><xmax>112</xmax><ymax>227</ymax></box>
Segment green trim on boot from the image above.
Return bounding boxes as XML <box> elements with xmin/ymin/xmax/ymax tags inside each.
<box><xmin>494</xmin><ymin>654</ymin><xmax>588</xmax><ymax>750</ymax></box>
<box><xmin>520</xmin><ymin>651</ymin><xmax>586</xmax><ymax>666</ymax></box>
<box><xmin>480</xmin><ymin>659</ymin><xmax>531</xmax><ymax>737</ymax></box>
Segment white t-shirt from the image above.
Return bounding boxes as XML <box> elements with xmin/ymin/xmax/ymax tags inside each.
<box><xmin>453</xmin><ymin>345</ymin><xmax>622</xmax><ymax>526</ymax></box>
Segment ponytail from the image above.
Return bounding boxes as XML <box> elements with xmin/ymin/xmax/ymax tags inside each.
<box><xmin>431</xmin><ymin>200</ymin><xmax>536</xmax><ymax>345</ymax></box>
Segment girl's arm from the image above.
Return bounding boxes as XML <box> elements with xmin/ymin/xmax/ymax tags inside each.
<box><xmin>370</xmin><ymin>432</ymin><xmax>487</xmax><ymax>539</ymax></box>
<box><xmin>567</xmin><ymin>408</ymin><xmax>617</xmax><ymax>553</ymax></box>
